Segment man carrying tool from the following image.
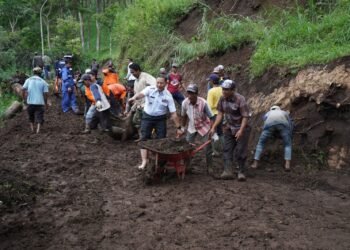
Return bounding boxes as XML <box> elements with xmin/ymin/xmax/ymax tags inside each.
<box><xmin>251</xmin><ymin>105</ymin><xmax>293</xmax><ymax>171</ymax></box>
<box><xmin>128</xmin><ymin>75</ymin><xmax>182</xmax><ymax>170</ymax></box>
<box><xmin>81</xmin><ymin>73</ymin><xmax>111</xmax><ymax>133</ymax></box>
<box><xmin>22</xmin><ymin>67</ymin><xmax>49</xmax><ymax>134</ymax></box>
<box><xmin>209</xmin><ymin>79</ymin><xmax>251</xmax><ymax>181</ymax></box>
<box><xmin>178</xmin><ymin>83</ymin><xmax>215</xmax><ymax>175</ymax></box>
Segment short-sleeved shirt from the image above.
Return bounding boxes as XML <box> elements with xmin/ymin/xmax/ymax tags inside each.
<box><xmin>207</xmin><ymin>86</ymin><xmax>222</xmax><ymax>115</ymax></box>
<box><xmin>217</xmin><ymin>93</ymin><xmax>250</xmax><ymax>134</ymax></box>
<box><xmin>182</xmin><ymin>97</ymin><xmax>214</xmax><ymax>136</ymax></box>
<box><xmin>142</xmin><ymin>86</ymin><xmax>176</xmax><ymax>116</ymax></box>
<box><xmin>22</xmin><ymin>76</ymin><xmax>49</xmax><ymax>105</ymax></box>
<box><xmin>167</xmin><ymin>72</ymin><xmax>182</xmax><ymax>94</ymax></box>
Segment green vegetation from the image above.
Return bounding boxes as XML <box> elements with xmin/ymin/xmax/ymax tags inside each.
<box><xmin>176</xmin><ymin>13</ymin><xmax>264</xmax><ymax>64</ymax></box>
<box><xmin>111</xmin><ymin>0</ymin><xmax>197</xmax><ymax>74</ymax></box>
<box><xmin>252</xmin><ymin>0</ymin><xmax>350</xmax><ymax>76</ymax></box>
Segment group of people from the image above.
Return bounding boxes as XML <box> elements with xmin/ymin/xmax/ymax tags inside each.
<box><xmin>22</xmin><ymin>58</ymin><xmax>293</xmax><ymax>181</ymax></box>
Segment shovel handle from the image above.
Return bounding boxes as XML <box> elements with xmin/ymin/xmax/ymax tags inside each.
<box><xmin>191</xmin><ymin>140</ymin><xmax>212</xmax><ymax>156</ymax></box>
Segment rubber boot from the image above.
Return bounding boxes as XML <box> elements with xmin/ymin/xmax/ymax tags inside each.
<box><xmin>207</xmin><ymin>159</ymin><xmax>214</xmax><ymax>176</ymax></box>
<box><xmin>237</xmin><ymin>164</ymin><xmax>246</xmax><ymax>181</ymax></box>
<box><xmin>82</xmin><ymin>124</ymin><xmax>91</xmax><ymax>134</ymax></box>
<box><xmin>220</xmin><ymin>162</ymin><xmax>234</xmax><ymax>180</ymax></box>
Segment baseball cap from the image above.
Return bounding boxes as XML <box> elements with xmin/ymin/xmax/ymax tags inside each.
<box><xmin>33</xmin><ymin>67</ymin><xmax>42</xmax><ymax>73</ymax></box>
<box><xmin>213</xmin><ymin>66</ymin><xmax>220</xmax><ymax>73</ymax></box>
<box><xmin>270</xmin><ymin>105</ymin><xmax>281</xmax><ymax>111</ymax></box>
<box><xmin>207</xmin><ymin>73</ymin><xmax>220</xmax><ymax>83</ymax></box>
<box><xmin>81</xmin><ymin>73</ymin><xmax>92</xmax><ymax>81</ymax></box>
<box><xmin>172</xmin><ymin>63</ymin><xmax>178</xmax><ymax>68</ymax></box>
<box><xmin>186</xmin><ymin>84</ymin><xmax>198</xmax><ymax>94</ymax></box>
<box><xmin>221</xmin><ymin>79</ymin><xmax>236</xmax><ymax>90</ymax></box>
<box><xmin>160</xmin><ymin>67</ymin><xmax>166</xmax><ymax>73</ymax></box>
<box><xmin>217</xmin><ymin>64</ymin><xmax>224</xmax><ymax>70</ymax></box>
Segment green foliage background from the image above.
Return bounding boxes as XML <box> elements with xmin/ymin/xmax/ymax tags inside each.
<box><xmin>1</xmin><ymin>0</ymin><xmax>350</xmax><ymax>112</ymax></box>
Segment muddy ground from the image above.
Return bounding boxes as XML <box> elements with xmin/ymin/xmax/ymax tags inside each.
<box><xmin>0</xmin><ymin>97</ymin><xmax>349</xmax><ymax>250</ymax></box>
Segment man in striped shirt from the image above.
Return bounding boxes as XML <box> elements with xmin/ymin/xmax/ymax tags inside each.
<box><xmin>179</xmin><ymin>84</ymin><xmax>215</xmax><ymax>175</ymax></box>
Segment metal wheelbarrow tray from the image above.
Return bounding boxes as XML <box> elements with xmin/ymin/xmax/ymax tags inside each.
<box><xmin>138</xmin><ymin>138</ymin><xmax>211</xmax><ymax>184</ymax></box>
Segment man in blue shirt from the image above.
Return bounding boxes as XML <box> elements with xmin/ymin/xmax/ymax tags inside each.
<box><xmin>61</xmin><ymin>60</ymin><xmax>80</xmax><ymax>114</ymax></box>
<box><xmin>128</xmin><ymin>75</ymin><xmax>182</xmax><ymax>170</ymax></box>
<box><xmin>22</xmin><ymin>67</ymin><xmax>49</xmax><ymax>134</ymax></box>
<box><xmin>251</xmin><ymin>105</ymin><xmax>293</xmax><ymax>171</ymax></box>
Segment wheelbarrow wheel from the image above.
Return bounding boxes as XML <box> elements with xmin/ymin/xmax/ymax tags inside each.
<box><xmin>142</xmin><ymin>158</ymin><xmax>156</xmax><ymax>185</ymax></box>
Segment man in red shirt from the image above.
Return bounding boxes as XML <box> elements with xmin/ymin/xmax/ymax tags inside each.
<box><xmin>167</xmin><ymin>63</ymin><xmax>185</xmax><ymax>106</ymax></box>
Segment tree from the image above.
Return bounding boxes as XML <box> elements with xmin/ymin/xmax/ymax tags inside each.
<box><xmin>0</xmin><ymin>0</ymin><xmax>31</xmax><ymax>32</ymax></box>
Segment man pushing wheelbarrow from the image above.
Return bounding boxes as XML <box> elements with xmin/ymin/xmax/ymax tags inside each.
<box><xmin>129</xmin><ymin>80</ymin><xmax>215</xmax><ymax>182</ymax></box>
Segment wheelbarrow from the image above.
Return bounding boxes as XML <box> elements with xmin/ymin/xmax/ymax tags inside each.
<box><xmin>139</xmin><ymin>138</ymin><xmax>211</xmax><ymax>184</ymax></box>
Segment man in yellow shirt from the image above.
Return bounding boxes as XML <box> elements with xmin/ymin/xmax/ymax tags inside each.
<box><xmin>207</xmin><ymin>74</ymin><xmax>223</xmax><ymax>156</ymax></box>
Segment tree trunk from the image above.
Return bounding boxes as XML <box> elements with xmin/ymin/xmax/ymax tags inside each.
<box><xmin>95</xmin><ymin>0</ymin><xmax>101</xmax><ymax>52</ymax></box>
<box><xmin>3</xmin><ymin>101</ymin><xmax>23</xmax><ymax>119</ymax></box>
<box><xmin>109</xmin><ymin>33</ymin><xmax>112</xmax><ymax>57</ymax></box>
<box><xmin>46</xmin><ymin>20</ymin><xmax>51</xmax><ymax>50</ymax></box>
<box><xmin>78</xmin><ymin>11</ymin><xmax>85</xmax><ymax>50</ymax></box>
<box><xmin>96</xmin><ymin>19</ymin><xmax>100</xmax><ymax>52</ymax></box>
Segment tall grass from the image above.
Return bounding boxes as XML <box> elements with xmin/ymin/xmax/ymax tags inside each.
<box><xmin>251</xmin><ymin>0</ymin><xmax>350</xmax><ymax>76</ymax></box>
<box><xmin>175</xmin><ymin>14</ymin><xmax>264</xmax><ymax>64</ymax></box>
<box><xmin>111</xmin><ymin>0</ymin><xmax>197</xmax><ymax>74</ymax></box>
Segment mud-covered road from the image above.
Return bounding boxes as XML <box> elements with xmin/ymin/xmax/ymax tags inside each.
<box><xmin>1</xmin><ymin>99</ymin><xmax>349</xmax><ymax>250</ymax></box>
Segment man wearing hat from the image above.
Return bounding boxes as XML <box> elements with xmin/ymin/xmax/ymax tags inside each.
<box><xmin>179</xmin><ymin>83</ymin><xmax>215</xmax><ymax>175</ymax></box>
<box><xmin>22</xmin><ymin>67</ymin><xmax>49</xmax><ymax>134</ymax></box>
<box><xmin>80</xmin><ymin>73</ymin><xmax>111</xmax><ymax>133</ymax></box>
<box><xmin>251</xmin><ymin>105</ymin><xmax>293</xmax><ymax>171</ymax></box>
<box><xmin>209</xmin><ymin>79</ymin><xmax>251</xmax><ymax>181</ymax></box>
<box><xmin>167</xmin><ymin>63</ymin><xmax>185</xmax><ymax>106</ymax></box>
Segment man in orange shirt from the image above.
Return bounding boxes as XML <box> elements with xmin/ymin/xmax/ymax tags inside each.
<box><xmin>108</xmin><ymin>83</ymin><xmax>127</xmax><ymax>115</ymax></box>
<box><xmin>102</xmin><ymin>67</ymin><xmax>121</xmax><ymax>116</ymax></box>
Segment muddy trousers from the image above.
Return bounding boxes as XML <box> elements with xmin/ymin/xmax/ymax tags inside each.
<box><xmin>90</xmin><ymin>109</ymin><xmax>111</xmax><ymax>130</ymax></box>
<box><xmin>223</xmin><ymin>127</ymin><xmax>251</xmax><ymax>173</ymax></box>
<box><xmin>186</xmin><ymin>132</ymin><xmax>213</xmax><ymax>168</ymax></box>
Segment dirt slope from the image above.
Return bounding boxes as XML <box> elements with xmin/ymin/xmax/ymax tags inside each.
<box><xmin>0</xmin><ymin>97</ymin><xmax>350</xmax><ymax>249</ymax></box>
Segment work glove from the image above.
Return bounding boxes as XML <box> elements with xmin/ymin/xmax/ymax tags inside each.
<box><xmin>96</xmin><ymin>101</ymin><xmax>103</xmax><ymax>110</ymax></box>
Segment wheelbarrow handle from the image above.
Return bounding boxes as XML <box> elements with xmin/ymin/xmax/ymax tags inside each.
<box><xmin>191</xmin><ymin>139</ymin><xmax>212</xmax><ymax>156</ymax></box>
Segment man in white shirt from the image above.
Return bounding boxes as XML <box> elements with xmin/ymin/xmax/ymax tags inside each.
<box><xmin>127</xmin><ymin>63</ymin><xmax>156</xmax><ymax>141</ymax></box>
<box><xmin>128</xmin><ymin>76</ymin><xmax>182</xmax><ymax>170</ymax></box>
<box><xmin>124</xmin><ymin>58</ymin><xmax>137</xmax><ymax>99</ymax></box>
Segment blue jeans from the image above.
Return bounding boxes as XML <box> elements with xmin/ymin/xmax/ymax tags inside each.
<box><xmin>171</xmin><ymin>91</ymin><xmax>185</xmax><ymax>106</ymax></box>
<box><xmin>254</xmin><ymin>124</ymin><xmax>292</xmax><ymax>161</ymax></box>
<box><xmin>86</xmin><ymin>105</ymin><xmax>97</xmax><ymax>124</ymax></box>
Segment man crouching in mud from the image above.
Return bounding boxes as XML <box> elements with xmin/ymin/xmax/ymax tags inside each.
<box><xmin>128</xmin><ymin>76</ymin><xmax>182</xmax><ymax>170</ymax></box>
<box><xmin>209</xmin><ymin>79</ymin><xmax>251</xmax><ymax>181</ymax></box>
